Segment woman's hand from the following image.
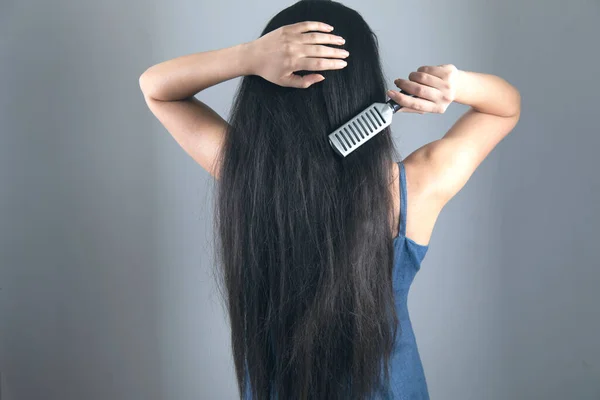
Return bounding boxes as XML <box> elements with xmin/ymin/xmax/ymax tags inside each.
<box><xmin>387</xmin><ymin>64</ymin><xmax>461</xmax><ymax>114</ymax></box>
<box><xmin>243</xmin><ymin>21</ymin><xmax>350</xmax><ymax>88</ymax></box>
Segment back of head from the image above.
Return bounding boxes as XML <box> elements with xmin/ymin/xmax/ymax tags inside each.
<box><xmin>214</xmin><ymin>1</ymin><xmax>401</xmax><ymax>398</ymax></box>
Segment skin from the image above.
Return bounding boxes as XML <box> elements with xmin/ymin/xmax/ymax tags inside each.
<box><xmin>139</xmin><ymin>21</ymin><xmax>521</xmax><ymax>247</ymax></box>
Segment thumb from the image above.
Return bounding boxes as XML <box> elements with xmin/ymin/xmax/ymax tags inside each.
<box><xmin>286</xmin><ymin>73</ymin><xmax>325</xmax><ymax>88</ymax></box>
<box><xmin>398</xmin><ymin>107</ymin><xmax>425</xmax><ymax>114</ymax></box>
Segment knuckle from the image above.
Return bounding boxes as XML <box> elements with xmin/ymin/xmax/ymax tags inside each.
<box><xmin>309</xmin><ymin>32</ymin><xmax>318</xmax><ymax>41</ymax></box>
<box><xmin>409</xmin><ymin>71</ymin><xmax>424</xmax><ymax>82</ymax></box>
<box><xmin>414</xmin><ymin>86</ymin><xmax>425</xmax><ymax>97</ymax></box>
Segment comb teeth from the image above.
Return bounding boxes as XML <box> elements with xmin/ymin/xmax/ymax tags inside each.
<box><xmin>328</xmin><ymin>103</ymin><xmax>393</xmax><ymax>157</ymax></box>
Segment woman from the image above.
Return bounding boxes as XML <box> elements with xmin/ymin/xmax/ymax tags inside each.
<box><xmin>139</xmin><ymin>1</ymin><xmax>521</xmax><ymax>398</ymax></box>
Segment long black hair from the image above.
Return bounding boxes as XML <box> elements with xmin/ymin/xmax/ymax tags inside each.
<box><xmin>213</xmin><ymin>1</ymin><xmax>402</xmax><ymax>398</ymax></box>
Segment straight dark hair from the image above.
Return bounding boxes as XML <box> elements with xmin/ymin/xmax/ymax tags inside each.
<box><xmin>213</xmin><ymin>1</ymin><xmax>402</xmax><ymax>398</ymax></box>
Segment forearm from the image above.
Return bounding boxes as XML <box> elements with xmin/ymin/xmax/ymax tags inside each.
<box><xmin>455</xmin><ymin>70</ymin><xmax>521</xmax><ymax>117</ymax></box>
<box><xmin>139</xmin><ymin>43</ymin><xmax>252</xmax><ymax>101</ymax></box>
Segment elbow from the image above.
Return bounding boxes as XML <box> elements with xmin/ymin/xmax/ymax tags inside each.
<box><xmin>507</xmin><ymin>87</ymin><xmax>522</xmax><ymax>119</ymax></box>
<box><xmin>504</xmin><ymin>90</ymin><xmax>521</xmax><ymax>134</ymax></box>
<box><xmin>138</xmin><ymin>69</ymin><xmax>156</xmax><ymax>99</ymax></box>
<box><xmin>512</xmin><ymin>89</ymin><xmax>522</xmax><ymax>118</ymax></box>
<box><xmin>138</xmin><ymin>72</ymin><xmax>150</xmax><ymax>97</ymax></box>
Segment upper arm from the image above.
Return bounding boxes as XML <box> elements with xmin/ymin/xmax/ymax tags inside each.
<box><xmin>405</xmin><ymin>107</ymin><xmax>521</xmax><ymax>208</ymax></box>
<box><xmin>141</xmin><ymin>93</ymin><xmax>227</xmax><ymax>180</ymax></box>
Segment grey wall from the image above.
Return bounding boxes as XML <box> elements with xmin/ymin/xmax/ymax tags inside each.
<box><xmin>1</xmin><ymin>0</ymin><xmax>599</xmax><ymax>399</ymax></box>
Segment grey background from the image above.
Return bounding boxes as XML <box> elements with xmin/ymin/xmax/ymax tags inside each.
<box><xmin>1</xmin><ymin>0</ymin><xmax>599</xmax><ymax>399</ymax></box>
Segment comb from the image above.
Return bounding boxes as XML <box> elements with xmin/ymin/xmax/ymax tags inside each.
<box><xmin>328</xmin><ymin>92</ymin><xmax>412</xmax><ymax>157</ymax></box>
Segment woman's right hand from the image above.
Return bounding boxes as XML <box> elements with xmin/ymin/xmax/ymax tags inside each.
<box><xmin>387</xmin><ymin>64</ymin><xmax>461</xmax><ymax>114</ymax></box>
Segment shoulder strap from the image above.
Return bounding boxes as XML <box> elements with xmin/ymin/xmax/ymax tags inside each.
<box><xmin>398</xmin><ymin>161</ymin><xmax>407</xmax><ymax>237</ymax></box>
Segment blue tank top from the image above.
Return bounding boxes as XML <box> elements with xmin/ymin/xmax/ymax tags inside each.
<box><xmin>387</xmin><ymin>160</ymin><xmax>430</xmax><ymax>399</ymax></box>
<box><xmin>242</xmin><ymin>161</ymin><xmax>430</xmax><ymax>399</ymax></box>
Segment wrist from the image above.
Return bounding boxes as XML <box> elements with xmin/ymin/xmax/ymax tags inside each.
<box><xmin>453</xmin><ymin>69</ymin><xmax>471</xmax><ymax>105</ymax></box>
<box><xmin>237</xmin><ymin>41</ymin><xmax>257</xmax><ymax>76</ymax></box>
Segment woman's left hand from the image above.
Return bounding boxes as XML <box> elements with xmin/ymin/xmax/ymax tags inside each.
<box><xmin>388</xmin><ymin>64</ymin><xmax>460</xmax><ymax>114</ymax></box>
<box><xmin>244</xmin><ymin>21</ymin><xmax>350</xmax><ymax>88</ymax></box>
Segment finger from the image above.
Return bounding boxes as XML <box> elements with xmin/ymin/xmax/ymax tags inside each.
<box><xmin>299</xmin><ymin>32</ymin><xmax>345</xmax><ymax>45</ymax></box>
<box><xmin>287</xmin><ymin>21</ymin><xmax>334</xmax><ymax>34</ymax></box>
<box><xmin>416</xmin><ymin>65</ymin><xmax>449</xmax><ymax>80</ymax></box>
<box><xmin>386</xmin><ymin>90</ymin><xmax>439</xmax><ymax>113</ymax></box>
<box><xmin>295</xmin><ymin>57</ymin><xmax>347</xmax><ymax>71</ymax></box>
<box><xmin>393</xmin><ymin>78</ymin><xmax>441</xmax><ymax>102</ymax></box>
<box><xmin>285</xmin><ymin>73</ymin><xmax>325</xmax><ymax>89</ymax></box>
<box><xmin>302</xmin><ymin>45</ymin><xmax>349</xmax><ymax>59</ymax></box>
<box><xmin>397</xmin><ymin>107</ymin><xmax>425</xmax><ymax>114</ymax></box>
<box><xmin>407</xmin><ymin>71</ymin><xmax>448</xmax><ymax>90</ymax></box>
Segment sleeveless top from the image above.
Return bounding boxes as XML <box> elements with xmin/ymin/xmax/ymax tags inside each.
<box><xmin>242</xmin><ymin>160</ymin><xmax>430</xmax><ymax>399</ymax></box>
<box><xmin>387</xmin><ymin>160</ymin><xmax>430</xmax><ymax>399</ymax></box>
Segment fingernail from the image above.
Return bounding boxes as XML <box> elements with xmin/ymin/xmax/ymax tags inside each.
<box><xmin>338</xmin><ymin>37</ymin><xmax>345</xmax><ymax>43</ymax></box>
<box><xmin>387</xmin><ymin>90</ymin><xmax>395</xmax><ymax>96</ymax></box>
<box><xmin>327</xmin><ymin>25</ymin><xmax>334</xmax><ymax>31</ymax></box>
<box><xmin>340</xmin><ymin>60</ymin><xmax>348</xmax><ymax>67</ymax></box>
